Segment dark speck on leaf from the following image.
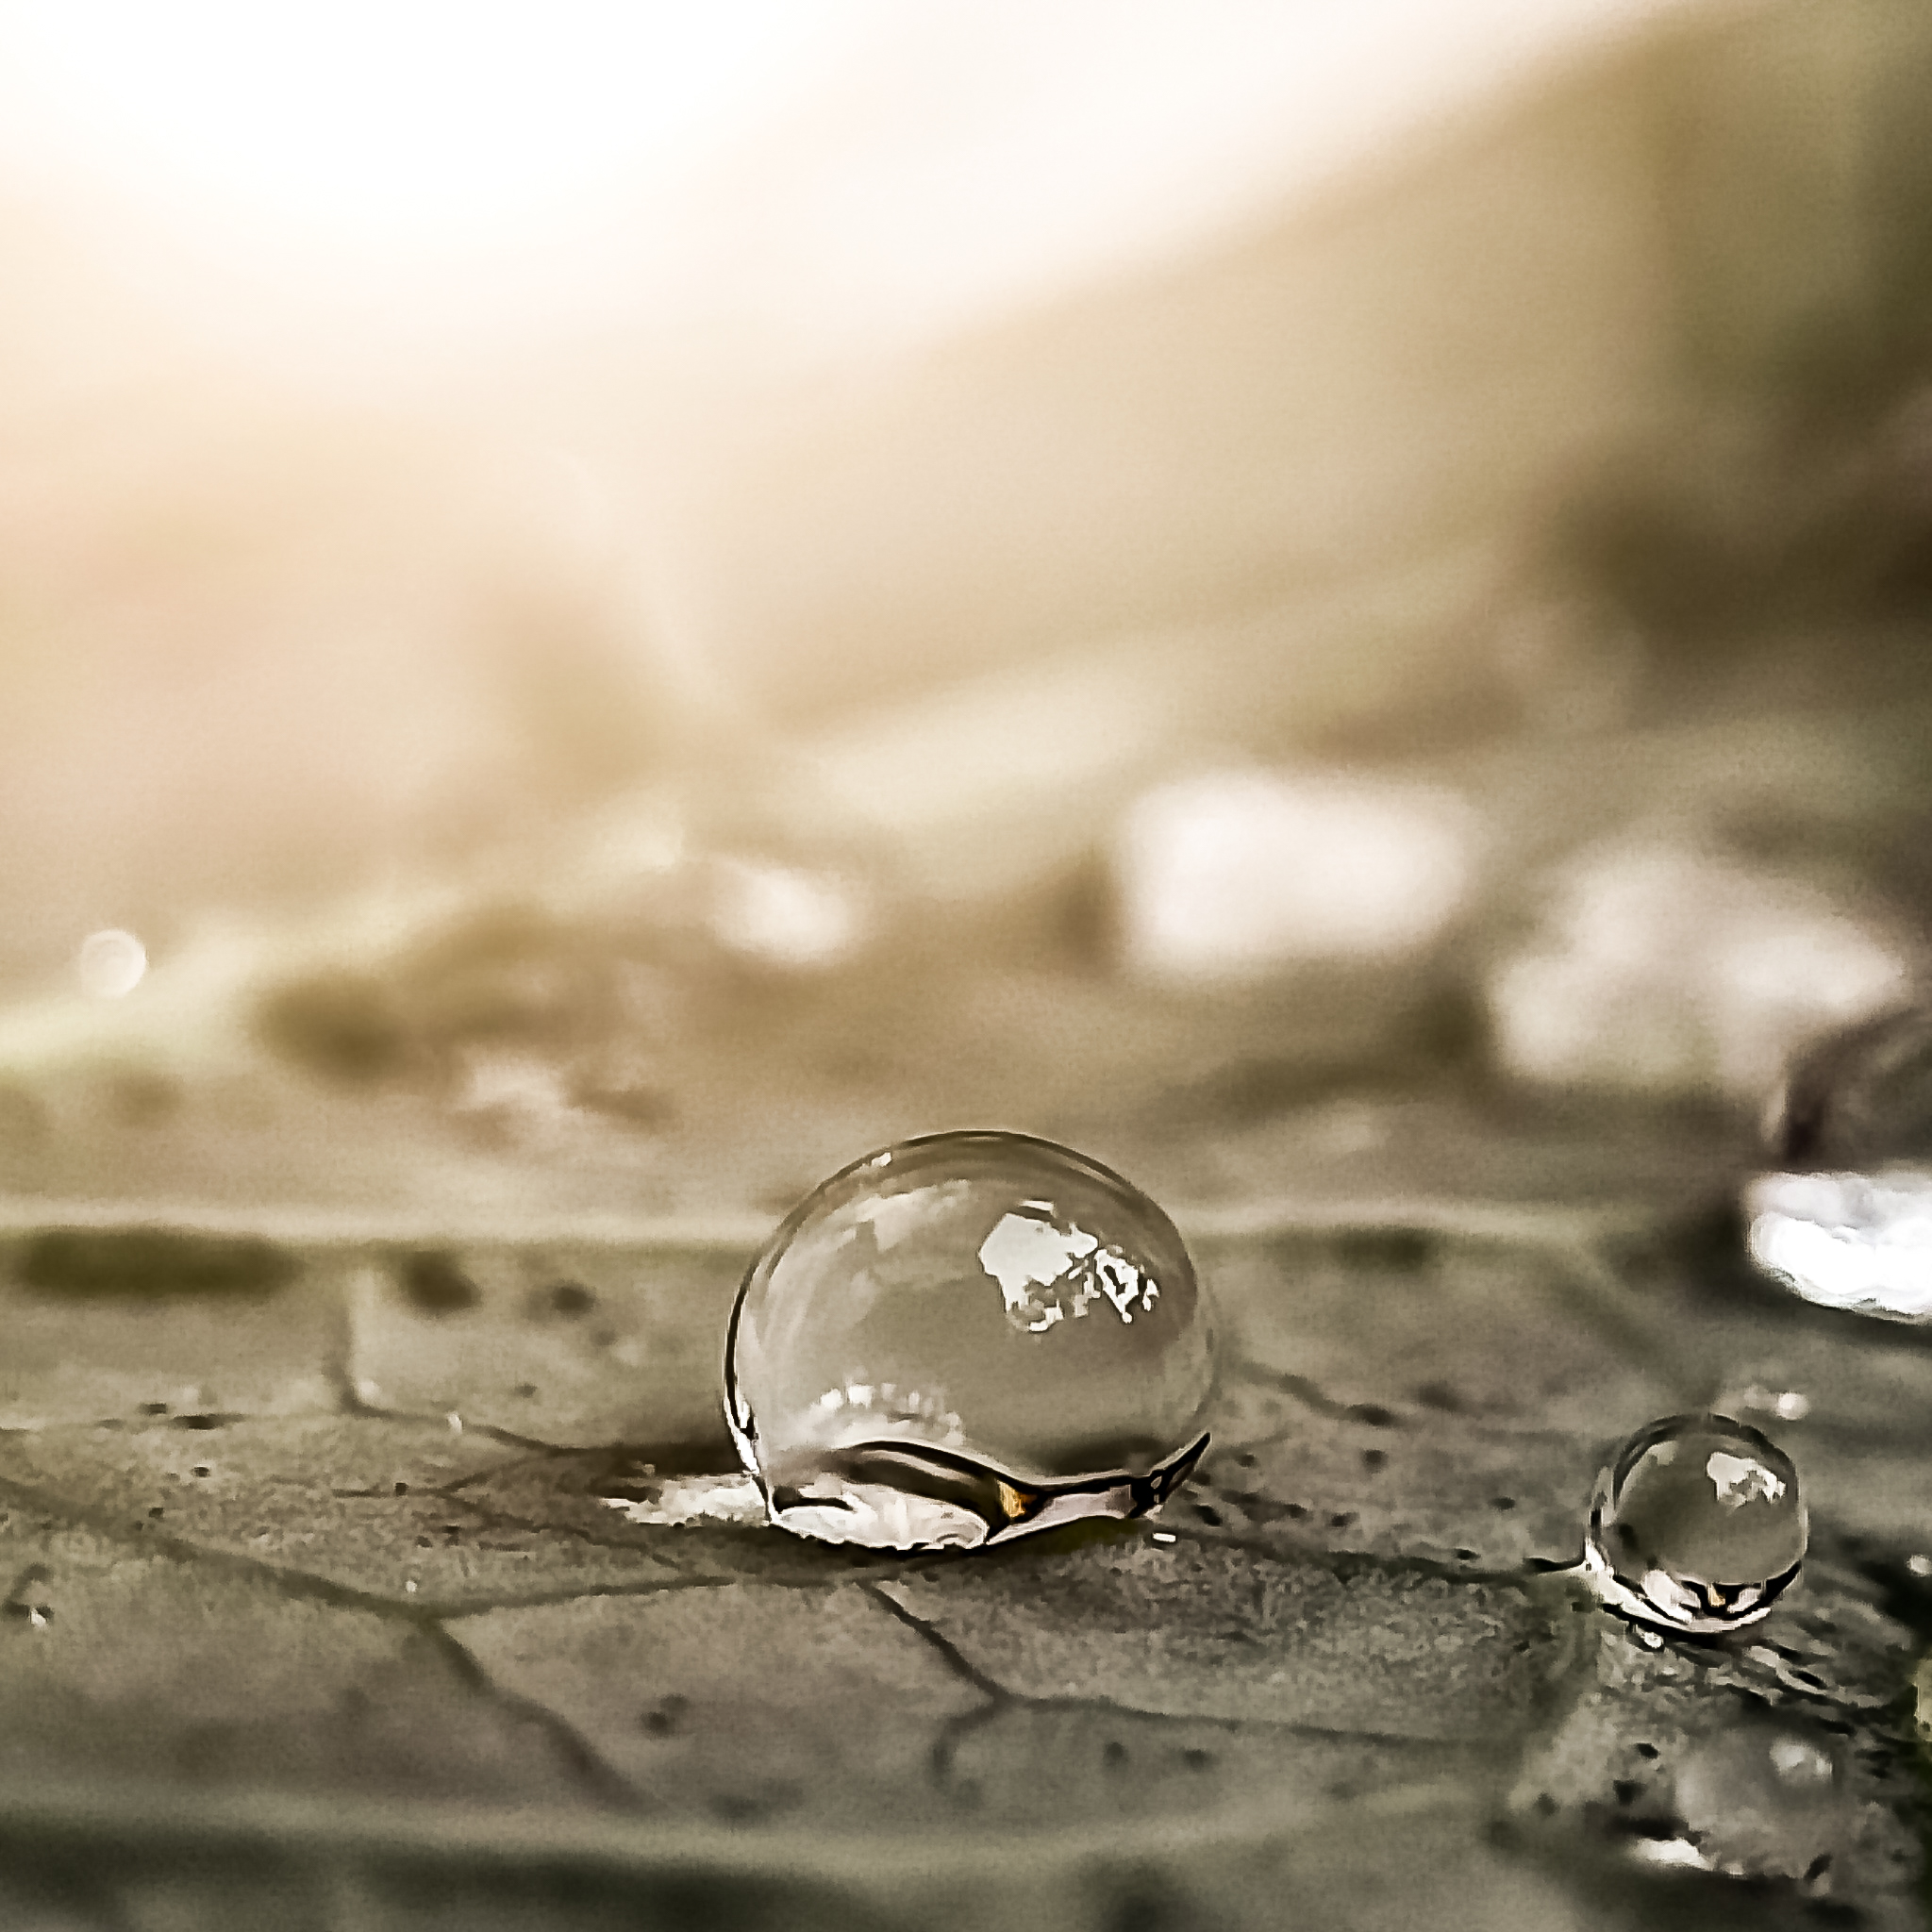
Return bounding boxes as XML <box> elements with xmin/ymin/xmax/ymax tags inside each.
<box><xmin>1612</xmin><ymin>1779</ymin><xmax>1641</xmax><ymax>1806</ymax></box>
<box><xmin>1192</xmin><ymin>1504</ymin><xmax>1224</xmax><ymax>1525</ymax></box>
<box><xmin>1335</xmin><ymin>1228</ymin><xmax>1435</xmax><ymax>1271</ymax></box>
<box><xmin>515</xmin><ymin>1382</ymin><xmax>539</xmax><ymax>1398</ymax></box>
<box><xmin>1635</xmin><ymin>1743</ymin><xmax>1658</xmax><ymax>1758</ymax></box>
<box><xmin>1491</xmin><ymin>1496</ymin><xmax>1516</xmax><ymax>1510</ymax></box>
<box><xmin>1360</xmin><ymin>1449</ymin><xmax>1388</xmax><ymax>1472</ymax></box>
<box><xmin>1180</xmin><ymin>1749</ymin><xmax>1213</xmax><ymax>1771</ymax></box>
<box><xmin>541</xmin><ymin>1281</ymin><xmax>596</xmax><ymax>1317</ymax></box>
<box><xmin>1104</xmin><ymin>1740</ymin><xmax>1128</xmax><ymax>1766</ymax></box>
<box><xmin>1329</xmin><ymin>1511</ymin><xmax>1357</xmax><ymax>1529</ymax></box>
<box><xmin>255</xmin><ymin>974</ymin><xmax>412</xmax><ymax>1082</ymax></box>
<box><xmin>1412</xmin><ymin>1382</ymin><xmax>1464</xmax><ymax>1413</ymax></box>
<box><xmin>641</xmin><ymin>1694</ymin><xmax>689</xmax><ymax>1737</ymax></box>
<box><xmin>399</xmin><ymin>1252</ymin><xmax>480</xmax><ymax>1315</ymax></box>
<box><xmin>1344</xmin><ymin>1403</ymin><xmax>1397</xmax><ymax>1427</ymax></box>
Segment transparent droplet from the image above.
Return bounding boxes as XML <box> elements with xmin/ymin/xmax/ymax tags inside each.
<box><xmin>76</xmin><ymin>927</ymin><xmax>147</xmax><ymax>999</ymax></box>
<box><xmin>724</xmin><ymin>1130</ymin><xmax>1215</xmax><ymax>1551</ymax></box>
<box><xmin>1749</xmin><ymin>1003</ymin><xmax>1932</xmax><ymax>1320</ymax></box>
<box><xmin>1585</xmin><ymin>1413</ymin><xmax>1807</xmax><ymax>1635</ymax></box>
<box><xmin>1675</xmin><ymin>1719</ymin><xmax>1846</xmax><ymax>1884</ymax></box>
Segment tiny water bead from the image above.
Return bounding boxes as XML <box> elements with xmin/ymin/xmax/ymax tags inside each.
<box><xmin>1585</xmin><ymin>1414</ymin><xmax>1807</xmax><ymax>1636</ymax></box>
<box><xmin>724</xmin><ymin>1131</ymin><xmax>1216</xmax><ymax>1551</ymax></box>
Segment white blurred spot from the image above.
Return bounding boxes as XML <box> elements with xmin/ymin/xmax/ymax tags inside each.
<box><xmin>1629</xmin><ymin>1839</ymin><xmax>1713</xmax><ymax>1871</ymax></box>
<box><xmin>1746</xmin><ymin>1168</ymin><xmax>1932</xmax><ymax>1321</ymax></box>
<box><xmin>1908</xmin><ymin>1554</ymin><xmax>1932</xmax><ymax>1578</ymax></box>
<box><xmin>1724</xmin><ymin>1383</ymin><xmax>1810</xmax><ymax>1423</ymax></box>
<box><xmin>600</xmin><ymin>1474</ymin><xmax>766</xmax><ymax>1528</ymax></box>
<box><xmin>1769</xmin><ymin>1738</ymin><xmax>1834</xmax><ymax>1787</ymax></box>
<box><xmin>1115</xmin><ymin>771</ymin><xmax>1473</xmax><ymax>984</ymax></box>
<box><xmin>1490</xmin><ymin>848</ymin><xmax>1910</xmax><ymax>1101</ymax></box>
<box><xmin>76</xmin><ymin>928</ymin><xmax>147</xmax><ymax>999</ymax></box>
<box><xmin>709</xmin><ymin>861</ymin><xmax>862</xmax><ymax>970</ymax></box>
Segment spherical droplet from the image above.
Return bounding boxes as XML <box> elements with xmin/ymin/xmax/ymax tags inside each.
<box><xmin>1585</xmin><ymin>1413</ymin><xmax>1807</xmax><ymax>1635</ymax></box>
<box><xmin>724</xmin><ymin>1130</ymin><xmax>1215</xmax><ymax>1551</ymax></box>
<box><xmin>1750</xmin><ymin>1003</ymin><xmax>1932</xmax><ymax>1321</ymax></box>
<box><xmin>76</xmin><ymin>928</ymin><xmax>147</xmax><ymax>999</ymax></box>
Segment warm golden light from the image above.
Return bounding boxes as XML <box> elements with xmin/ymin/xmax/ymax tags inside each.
<box><xmin>0</xmin><ymin>0</ymin><xmax>1692</xmax><ymax>356</ymax></box>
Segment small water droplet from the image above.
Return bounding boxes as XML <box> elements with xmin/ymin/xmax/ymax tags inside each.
<box><xmin>76</xmin><ymin>928</ymin><xmax>147</xmax><ymax>999</ymax></box>
<box><xmin>1676</xmin><ymin>1720</ymin><xmax>1846</xmax><ymax>1882</ymax></box>
<box><xmin>724</xmin><ymin>1131</ymin><xmax>1215</xmax><ymax>1550</ymax></box>
<box><xmin>1585</xmin><ymin>1413</ymin><xmax>1807</xmax><ymax>1635</ymax></box>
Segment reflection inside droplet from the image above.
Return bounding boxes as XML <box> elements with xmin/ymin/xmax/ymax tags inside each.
<box><xmin>1584</xmin><ymin>1413</ymin><xmax>1807</xmax><ymax>1635</ymax></box>
<box><xmin>724</xmin><ymin>1130</ymin><xmax>1216</xmax><ymax>1551</ymax></box>
<box><xmin>76</xmin><ymin>927</ymin><xmax>148</xmax><ymax>998</ymax></box>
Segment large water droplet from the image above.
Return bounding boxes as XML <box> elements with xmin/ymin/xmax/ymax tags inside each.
<box><xmin>724</xmin><ymin>1131</ymin><xmax>1215</xmax><ymax>1550</ymax></box>
<box><xmin>1585</xmin><ymin>1413</ymin><xmax>1806</xmax><ymax>1635</ymax></box>
<box><xmin>1749</xmin><ymin>1004</ymin><xmax>1932</xmax><ymax>1319</ymax></box>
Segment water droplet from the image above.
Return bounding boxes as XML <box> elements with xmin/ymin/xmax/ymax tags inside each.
<box><xmin>1746</xmin><ymin>1168</ymin><xmax>1932</xmax><ymax>1320</ymax></box>
<box><xmin>1749</xmin><ymin>1005</ymin><xmax>1932</xmax><ymax>1321</ymax></box>
<box><xmin>76</xmin><ymin>928</ymin><xmax>147</xmax><ymax>999</ymax></box>
<box><xmin>724</xmin><ymin>1131</ymin><xmax>1215</xmax><ymax>1550</ymax></box>
<box><xmin>1585</xmin><ymin>1413</ymin><xmax>1806</xmax><ymax>1634</ymax></box>
<box><xmin>1675</xmin><ymin>1720</ymin><xmax>1846</xmax><ymax>1883</ymax></box>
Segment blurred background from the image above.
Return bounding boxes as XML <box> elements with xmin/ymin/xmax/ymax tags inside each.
<box><xmin>2</xmin><ymin>0</ymin><xmax>1930</xmax><ymax>1225</ymax></box>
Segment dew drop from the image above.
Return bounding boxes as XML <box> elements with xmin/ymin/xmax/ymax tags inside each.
<box><xmin>76</xmin><ymin>927</ymin><xmax>147</xmax><ymax>999</ymax></box>
<box><xmin>1749</xmin><ymin>1004</ymin><xmax>1932</xmax><ymax>1321</ymax></box>
<box><xmin>724</xmin><ymin>1130</ymin><xmax>1215</xmax><ymax>1550</ymax></box>
<box><xmin>1585</xmin><ymin>1413</ymin><xmax>1807</xmax><ymax>1635</ymax></box>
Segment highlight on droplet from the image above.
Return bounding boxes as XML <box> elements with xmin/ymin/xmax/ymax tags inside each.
<box><xmin>76</xmin><ymin>928</ymin><xmax>148</xmax><ymax>999</ymax></box>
